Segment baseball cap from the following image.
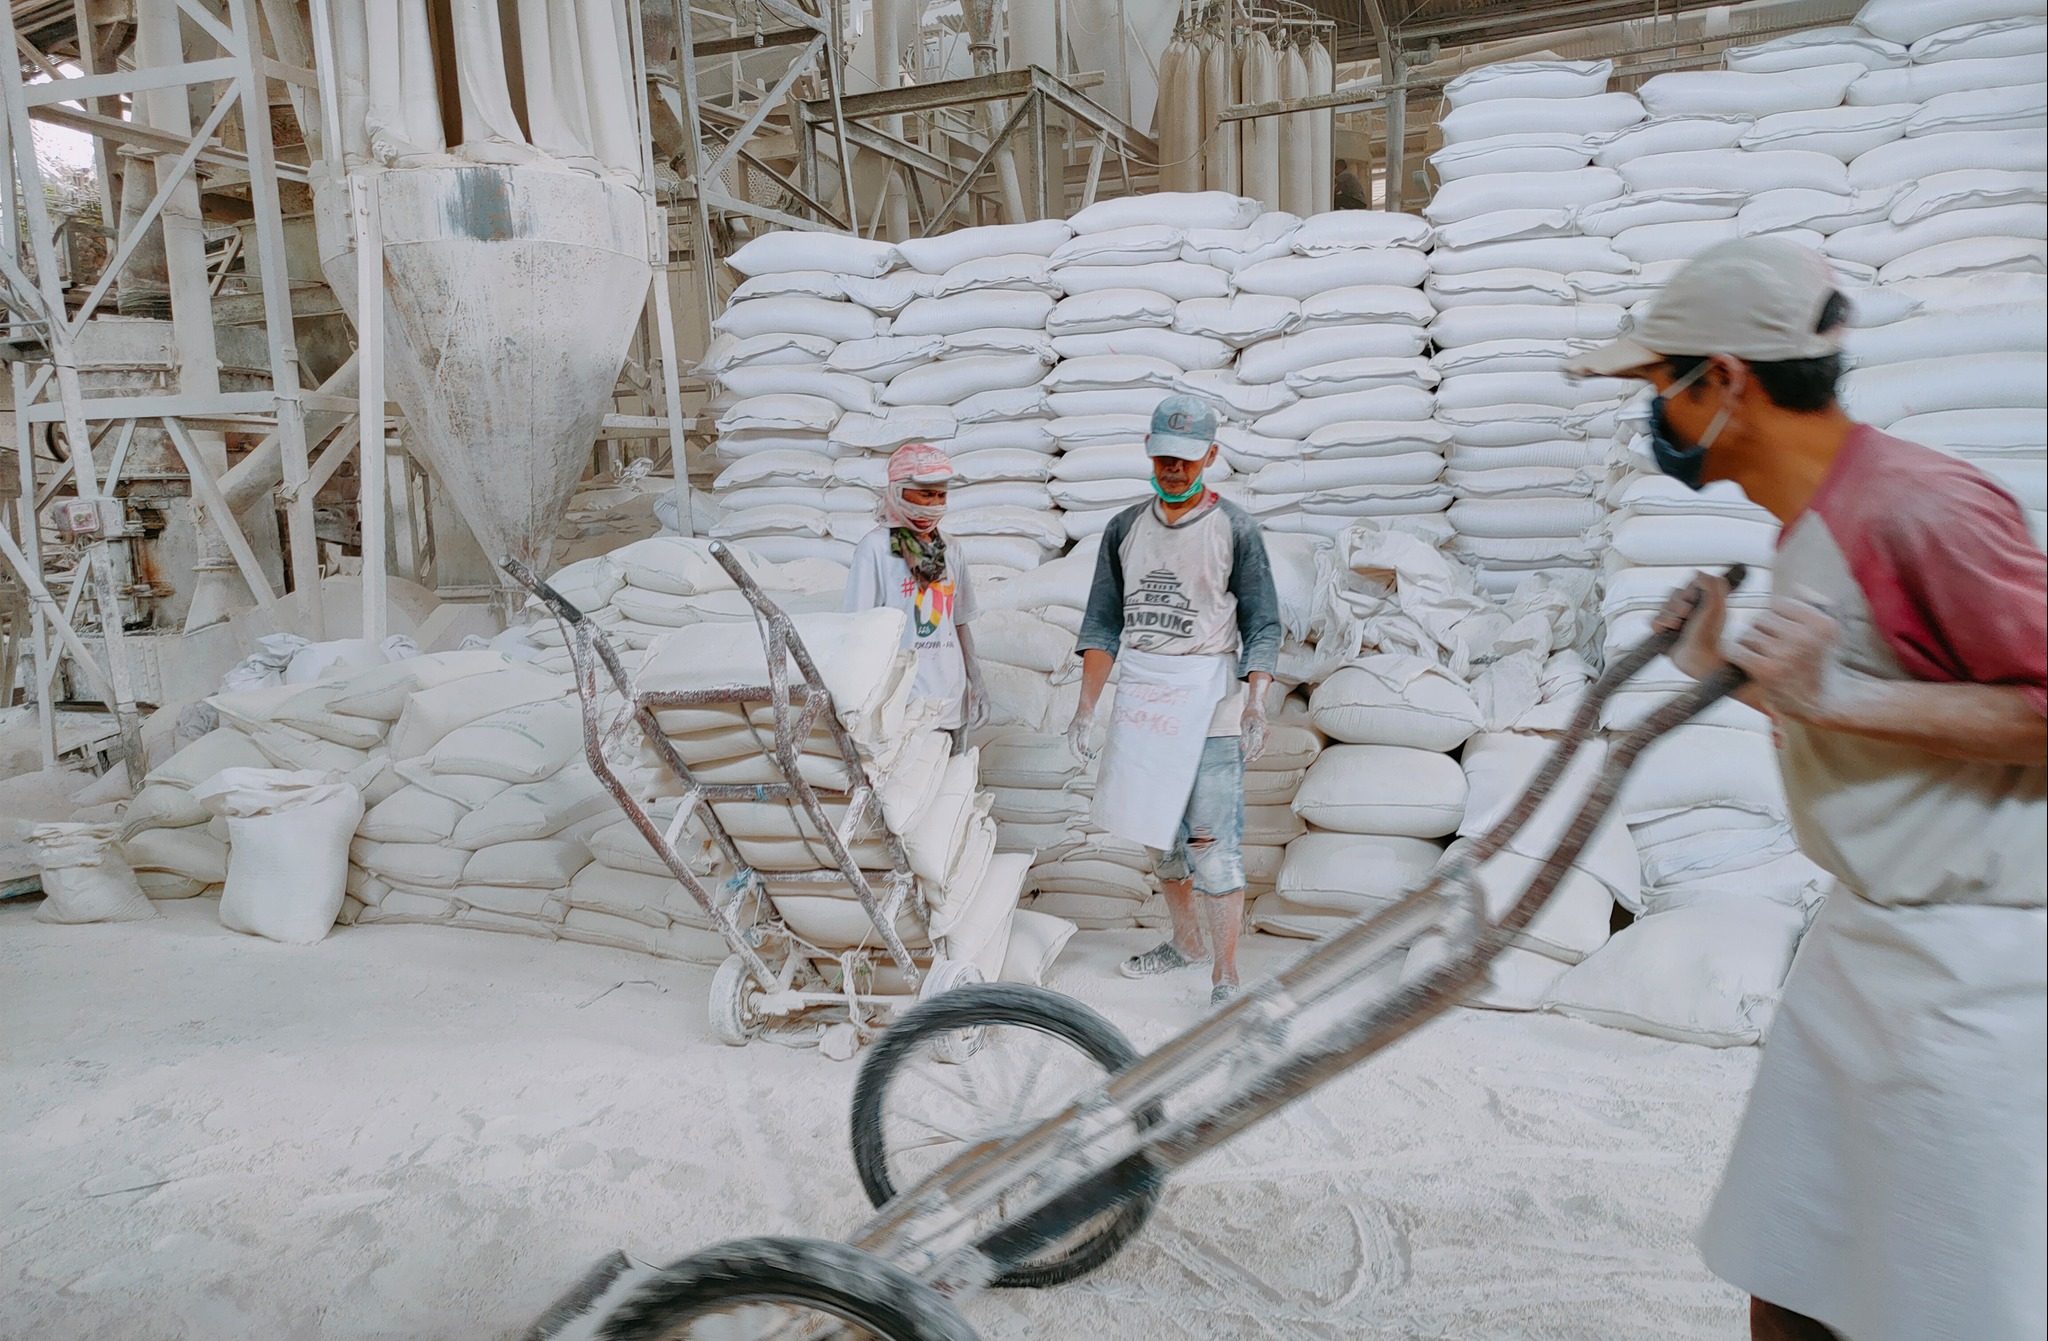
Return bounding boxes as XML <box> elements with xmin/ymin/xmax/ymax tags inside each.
<box><xmin>886</xmin><ymin>441</ymin><xmax>954</xmax><ymax>486</ymax></box>
<box><xmin>1565</xmin><ymin>236</ymin><xmax>1846</xmax><ymax>378</ymax></box>
<box><xmin>1145</xmin><ymin>393</ymin><xmax>1221</xmax><ymax>460</ymax></box>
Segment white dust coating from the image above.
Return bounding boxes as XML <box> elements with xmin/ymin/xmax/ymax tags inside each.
<box><xmin>1</xmin><ymin>903</ymin><xmax>1752</xmax><ymax>1340</ymax></box>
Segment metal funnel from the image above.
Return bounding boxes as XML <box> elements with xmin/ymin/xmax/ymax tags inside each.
<box><xmin>315</xmin><ymin>164</ymin><xmax>651</xmax><ymax>603</ymax></box>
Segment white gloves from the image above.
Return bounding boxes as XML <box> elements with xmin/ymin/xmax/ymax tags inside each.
<box><xmin>1239</xmin><ymin>694</ymin><xmax>1269</xmax><ymax>765</ymax></box>
<box><xmin>1066</xmin><ymin>705</ymin><xmax>1100</xmax><ymax>764</ymax></box>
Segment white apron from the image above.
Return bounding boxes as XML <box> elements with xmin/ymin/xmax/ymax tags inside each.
<box><xmin>1090</xmin><ymin>650</ymin><xmax>1232</xmax><ymax>850</ymax></box>
<box><xmin>1697</xmin><ymin>888</ymin><xmax>2047</xmax><ymax>1341</ymax></box>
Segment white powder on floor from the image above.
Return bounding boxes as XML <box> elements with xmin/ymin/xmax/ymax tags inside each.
<box><xmin>0</xmin><ymin>902</ymin><xmax>1753</xmax><ymax>1340</ymax></box>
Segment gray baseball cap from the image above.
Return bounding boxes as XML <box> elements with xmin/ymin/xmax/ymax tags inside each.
<box><xmin>1565</xmin><ymin>236</ymin><xmax>1846</xmax><ymax>377</ymax></box>
<box><xmin>1145</xmin><ymin>393</ymin><xmax>1221</xmax><ymax>460</ymax></box>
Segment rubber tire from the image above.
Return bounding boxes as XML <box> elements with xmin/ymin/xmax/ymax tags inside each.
<box><xmin>849</xmin><ymin>983</ymin><xmax>1162</xmax><ymax>1290</ymax></box>
<box><xmin>594</xmin><ymin>1235</ymin><xmax>980</xmax><ymax>1341</ymax></box>
<box><xmin>709</xmin><ymin>955</ymin><xmax>762</xmax><ymax>1047</ymax></box>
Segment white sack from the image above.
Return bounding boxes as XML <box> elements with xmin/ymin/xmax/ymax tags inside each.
<box><xmin>1638</xmin><ymin>65</ymin><xmax>1862</xmax><ymax>118</ymax></box>
<box><xmin>30</xmin><ymin>823</ymin><xmax>155</xmax><ymax>923</ymax></box>
<box><xmin>1232</xmin><ymin>249</ymin><xmax>1430</xmax><ymax>297</ymax></box>
<box><xmin>1621</xmin><ymin>149</ymin><xmax>1852</xmax><ymax>194</ymax></box>
<box><xmin>194</xmin><ymin>768</ymin><xmax>365</xmax><ymax>945</ymax></box>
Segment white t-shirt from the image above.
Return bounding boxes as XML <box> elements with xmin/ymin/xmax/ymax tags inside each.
<box><xmin>843</xmin><ymin>526</ymin><xmax>978</xmax><ymax>729</ymax></box>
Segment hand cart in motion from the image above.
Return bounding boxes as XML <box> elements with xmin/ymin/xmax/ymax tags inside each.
<box><xmin>506</xmin><ymin>545</ymin><xmax>984</xmax><ymax>1050</ymax></box>
<box><xmin>527</xmin><ymin>569</ymin><xmax>1753</xmax><ymax>1341</ymax></box>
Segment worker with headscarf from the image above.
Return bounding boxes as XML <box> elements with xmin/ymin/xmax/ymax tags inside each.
<box><xmin>1567</xmin><ymin>236</ymin><xmax>2046</xmax><ymax>1341</ymax></box>
<box><xmin>1067</xmin><ymin>395</ymin><xmax>1282</xmax><ymax>1007</ymax></box>
<box><xmin>844</xmin><ymin>442</ymin><xmax>989</xmax><ymax>746</ymax></box>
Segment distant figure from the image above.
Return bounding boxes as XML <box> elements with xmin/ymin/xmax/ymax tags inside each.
<box><xmin>1334</xmin><ymin>158</ymin><xmax>1369</xmax><ymax>210</ymax></box>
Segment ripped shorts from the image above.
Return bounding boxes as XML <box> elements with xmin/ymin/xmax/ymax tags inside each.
<box><xmin>1152</xmin><ymin>735</ymin><xmax>1247</xmax><ymax>897</ymax></box>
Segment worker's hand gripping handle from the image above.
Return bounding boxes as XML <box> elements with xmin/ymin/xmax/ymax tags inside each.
<box><xmin>1650</xmin><ymin>563</ymin><xmax>1748</xmax><ymax>651</ymax></box>
<box><xmin>500</xmin><ymin>556</ymin><xmax>592</xmax><ymax>628</ymax></box>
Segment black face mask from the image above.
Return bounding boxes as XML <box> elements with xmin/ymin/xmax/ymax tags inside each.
<box><xmin>1646</xmin><ymin>361</ymin><xmax>1727</xmax><ymax>492</ymax></box>
<box><xmin>1649</xmin><ymin>395</ymin><xmax>1709</xmax><ymax>490</ymax></box>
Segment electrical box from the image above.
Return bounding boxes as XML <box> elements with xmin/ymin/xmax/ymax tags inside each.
<box><xmin>54</xmin><ymin>498</ymin><xmax>125</xmax><ymax>539</ymax></box>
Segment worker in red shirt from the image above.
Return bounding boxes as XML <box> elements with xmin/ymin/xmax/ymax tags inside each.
<box><xmin>1569</xmin><ymin>237</ymin><xmax>2047</xmax><ymax>1341</ymax></box>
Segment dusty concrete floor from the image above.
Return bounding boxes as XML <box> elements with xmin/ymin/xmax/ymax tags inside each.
<box><xmin>1</xmin><ymin>901</ymin><xmax>1754</xmax><ymax>1340</ymax></box>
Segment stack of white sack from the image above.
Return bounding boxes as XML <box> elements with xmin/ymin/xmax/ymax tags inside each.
<box><xmin>555</xmin><ymin>459</ymin><xmax>700</xmax><ymax>565</ymax></box>
<box><xmin>1217</xmin><ymin>211</ymin><xmax>1449</xmax><ymax>542</ymax></box>
<box><xmin>1259</xmin><ymin>519</ymin><xmax>1604</xmax><ymax>1000</ymax></box>
<box><xmin>515</xmin><ymin>536</ymin><xmax>852</xmax><ymax>672</ymax></box>
<box><xmin>1841</xmin><ymin>277</ymin><xmax>2048</xmax><ymax>540</ymax></box>
<box><xmin>698</xmin><ymin>230</ymin><xmax>908</xmax><ymax>566</ymax></box>
<box><xmin>849</xmin><ymin>218</ymin><xmax>1074</xmax><ymax>571</ymax></box>
<box><xmin>629</xmin><ymin>607</ymin><xmax>1043</xmax><ymax>983</ymax></box>
<box><xmin>1423</xmin><ymin>60</ymin><xmax>1644</xmax><ymax>590</ymax></box>
<box><xmin>1043</xmin><ymin>192</ymin><xmax>1264</xmax><ymax>543</ymax></box>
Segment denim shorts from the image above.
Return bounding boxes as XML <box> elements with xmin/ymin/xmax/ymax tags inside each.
<box><xmin>1153</xmin><ymin>735</ymin><xmax>1247</xmax><ymax>896</ymax></box>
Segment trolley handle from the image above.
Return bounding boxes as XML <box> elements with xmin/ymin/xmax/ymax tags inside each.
<box><xmin>1637</xmin><ymin>563</ymin><xmax>1750</xmax><ymax>667</ymax></box>
<box><xmin>501</xmin><ymin>556</ymin><xmax>593</xmax><ymax>629</ymax></box>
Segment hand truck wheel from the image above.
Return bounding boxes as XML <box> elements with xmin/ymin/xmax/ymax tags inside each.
<box><xmin>589</xmin><ymin>1235</ymin><xmax>980</xmax><ymax>1340</ymax></box>
<box><xmin>849</xmin><ymin>984</ymin><xmax>1165</xmax><ymax>1289</ymax></box>
<box><xmin>709</xmin><ymin>955</ymin><xmax>764</xmax><ymax>1048</ymax></box>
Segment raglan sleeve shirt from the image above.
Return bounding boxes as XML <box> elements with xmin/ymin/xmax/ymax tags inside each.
<box><xmin>1227</xmin><ymin>505</ymin><xmax>1283</xmax><ymax>680</ymax></box>
<box><xmin>1852</xmin><ymin>470</ymin><xmax>2047</xmax><ymax>714</ymax></box>
<box><xmin>1074</xmin><ymin>510</ymin><xmax>1132</xmax><ymax>660</ymax></box>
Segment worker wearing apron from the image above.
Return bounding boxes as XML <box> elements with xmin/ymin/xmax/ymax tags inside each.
<box><xmin>843</xmin><ymin>442</ymin><xmax>990</xmax><ymax>747</ymax></box>
<box><xmin>1067</xmin><ymin>395</ymin><xmax>1283</xmax><ymax>1007</ymax></box>
<box><xmin>1568</xmin><ymin>238</ymin><xmax>2047</xmax><ymax>1341</ymax></box>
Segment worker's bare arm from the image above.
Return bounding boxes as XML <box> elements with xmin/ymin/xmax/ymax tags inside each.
<box><xmin>1733</xmin><ymin>598</ymin><xmax>2048</xmax><ymax>765</ymax></box>
<box><xmin>1076</xmin><ymin>648</ymin><xmax>1116</xmax><ymax>714</ymax></box>
<box><xmin>1796</xmin><ymin>676</ymin><xmax>2045</xmax><ymax>765</ymax></box>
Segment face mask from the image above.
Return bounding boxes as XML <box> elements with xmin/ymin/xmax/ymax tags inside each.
<box><xmin>881</xmin><ymin>485</ymin><xmax>946</xmax><ymax>532</ymax></box>
<box><xmin>1151</xmin><ymin>460</ymin><xmax>1207</xmax><ymax>504</ymax></box>
<box><xmin>1648</xmin><ymin>360</ymin><xmax>1732</xmax><ymax>491</ymax></box>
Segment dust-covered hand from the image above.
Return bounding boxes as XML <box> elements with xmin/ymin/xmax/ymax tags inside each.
<box><xmin>1066</xmin><ymin>704</ymin><xmax>1100</xmax><ymax>764</ymax></box>
<box><xmin>1239</xmin><ymin>693</ymin><xmax>1270</xmax><ymax>765</ymax></box>
<box><xmin>1655</xmin><ymin>571</ymin><xmax>1731</xmax><ymax>681</ymax></box>
<box><xmin>1730</xmin><ymin>596</ymin><xmax>1855</xmax><ymax>725</ymax></box>
<box><xmin>963</xmin><ymin>668</ymin><xmax>991</xmax><ymax>731</ymax></box>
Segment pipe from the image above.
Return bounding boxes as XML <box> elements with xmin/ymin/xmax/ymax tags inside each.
<box><xmin>872</xmin><ymin>0</ymin><xmax>912</xmax><ymax>242</ymax></box>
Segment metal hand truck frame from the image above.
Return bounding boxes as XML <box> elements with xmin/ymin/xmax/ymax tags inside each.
<box><xmin>530</xmin><ymin>568</ymin><xmax>1751</xmax><ymax>1341</ymax></box>
<box><xmin>505</xmin><ymin>545</ymin><xmax>940</xmax><ymax>1047</ymax></box>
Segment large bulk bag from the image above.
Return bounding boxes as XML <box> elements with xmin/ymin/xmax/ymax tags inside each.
<box><xmin>1055</xmin><ymin>259</ymin><xmax>1230</xmax><ymax>302</ymax></box>
<box><xmin>1067</xmin><ymin>190</ymin><xmax>1260</xmax><ymax>235</ymax></box>
<box><xmin>1430</xmin><ymin>134</ymin><xmax>1596</xmax><ymax>182</ymax></box>
<box><xmin>1737</xmin><ymin>103</ymin><xmax>1915</xmax><ymax>160</ymax></box>
<box><xmin>1046</xmin><ymin>287</ymin><xmax>1178</xmax><ymax>335</ymax></box>
<box><xmin>1723</xmin><ymin>26</ymin><xmax>1907</xmax><ymax>72</ymax></box>
<box><xmin>896</xmin><ymin>220</ymin><xmax>1073</xmax><ymax>273</ymax></box>
<box><xmin>882</xmin><ymin>354</ymin><xmax>1048</xmax><ymax>407</ymax></box>
<box><xmin>1905</xmin><ymin>85</ymin><xmax>2047</xmax><ymax>138</ymax></box>
<box><xmin>1175</xmin><ymin>294</ymin><xmax>1301</xmax><ymax>346</ymax></box>
<box><xmin>1849</xmin><ymin>128</ymin><xmax>2048</xmax><ymax>188</ymax></box>
<box><xmin>1637</xmin><ymin>65</ymin><xmax>1862</xmax><ymax>118</ymax></box>
<box><xmin>1293</xmin><ymin>745</ymin><xmax>1467</xmax><ymax>837</ymax></box>
<box><xmin>892</xmin><ymin>291</ymin><xmax>1056</xmax><ymax>337</ymax></box>
<box><xmin>712</xmin><ymin>295</ymin><xmax>880</xmax><ymax>343</ymax></box>
<box><xmin>1591</xmin><ymin>116</ymin><xmax>1751</xmax><ymax>168</ymax></box>
<box><xmin>1579</xmin><ymin>189</ymin><xmax>1745</xmax><ymax>237</ymax></box>
<box><xmin>1426</xmin><ymin>237</ymin><xmax>1631</xmax><ymax>276</ymax></box>
<box><xmin>1842</xmin><ymin>353</ymin><xmax>2048</xmax><ymax>426</ymax></box>
<box><xmin>1232</xmin><ymin>249</ymin><xmax>1431</xmax><ymax>298</ymax></box>
<box><xmin>194</xmin><ymin>768</ymin><xmax>365</xmax><ymax>945</ymax></box>
<box><xmin>1275</xmin><ymin>831</ymin><xmax>1445</xmax><ymax>911</ymax></box>
<box><xmin>1289</xmin><ymin>212</ymin><xmax>1432</xmax><ymax>252</ymax></box>
<box><xmin>1847</xmin><ymin>53</ymin><xmax>2048</xmax><ymax>106</ymax></box>
<box><xmin>1238</xmin><ymin>325</ymin><xmax>1428</xmax><ymax>382</ymax></box>
<box><xmin>1423</xmin><ymin>167</ymin><xmax>1622</xmax><ymax>225</ymax></box>
<box><xmin>1826</xmin><ymin>203</ymin><xmax>2047</xmax><ymax>269</ymax></box>
<box><xmin>727</xmin><ymin>230</ymin><xmax>899</xmax><ymax>278</ymax></box>
<box><xmin>1308</xmin><ymin>656</ymin><xmax>1482</xmax><ymax>749</ymax></box>
<box><xmin>1620</xmin><ymin>148</ymin><xmax>1851</xmax><ymax>194</ymax></box>
<box><xmin>1437</xmin><ymin>92</ymin><xmax>1644</xmax><ymax>145</ymax></box>
<box><xmin>1443</xmin><ymin>59</ymin><xmax>1612</xmax><ymax>107</ymax></box>
<box><xmin>1879</xmin><ymin>237</ymin><xmax>2047</xmax><ymax>283</ymax></box>
<box><xmin>1542</xmin><ymin>899</ymin><xmax>1806</xmax><ymax>1047</ymax></box>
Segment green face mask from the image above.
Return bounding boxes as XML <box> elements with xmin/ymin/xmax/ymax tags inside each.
<box><xmin>1151</xmin><ymin>476</ymin><xmax>1205</xmax><ymax>504</ymax></box>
